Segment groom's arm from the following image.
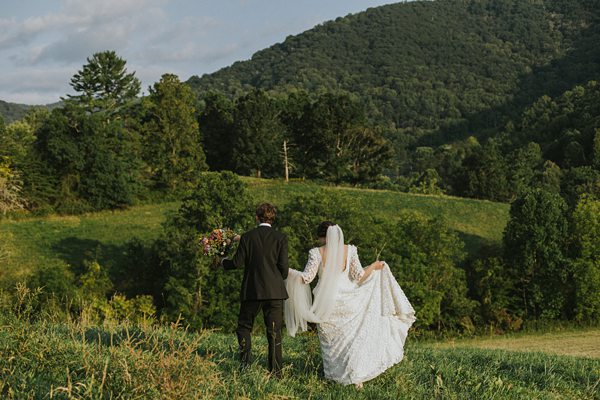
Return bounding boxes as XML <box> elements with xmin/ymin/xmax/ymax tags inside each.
<box><xmin>277</xmin><ymin>235</ymin><xmax>289</xmax><ymax>279</ymax></box>
<box><xmin>223</xmin><ymin>235</ymin><xmax>247</xmax><ymax>270</ymax></box>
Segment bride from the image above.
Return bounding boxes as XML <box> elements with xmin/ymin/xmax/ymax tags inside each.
<box><xmin>285</xmin><ymin>221</ymin><xmax>416</xmax><ymax>388</ymax></box>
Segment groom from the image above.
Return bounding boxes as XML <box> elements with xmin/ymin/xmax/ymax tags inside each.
<box><xmin>222</xmin><ymin>202</ymin><xmax>289</xmax><ymax>376</ymax></box>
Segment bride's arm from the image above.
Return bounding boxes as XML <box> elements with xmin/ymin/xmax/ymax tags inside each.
<box><xmin>297</xmin><ymin>248</ymin><xmax>320</xmax><ymax>284</ymax></box>
<box><xmin>358</xmin><ymin>260</ymin><xmax>385</xmax><ymax>284</ymax></box>
<box><xmin>349</xmin><ymin>247</ymin><xmax>384</xmax><ymax>284</ymax></box>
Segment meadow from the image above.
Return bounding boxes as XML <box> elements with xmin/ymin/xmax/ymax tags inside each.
<box><xmin>0</xmin><ymin>304</ymin><xmax>598</xmax><ymax>399</ymax></box>
<box><xmin>0</xmin><ymin>178</ymin><xmax>509</xmax><ymax>287</ymax></box>
<box><xmin>1</xmin><ymin>180</ymin><xmax>598</xmax><ymax>399</ymax></box>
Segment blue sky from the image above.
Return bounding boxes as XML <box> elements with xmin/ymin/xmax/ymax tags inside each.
<box><xmin>1</xmin><ymin>0</ymin><xmax>397</xmax><ymax>104</ymax></box>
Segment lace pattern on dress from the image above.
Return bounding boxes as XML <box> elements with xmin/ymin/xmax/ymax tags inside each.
<box><xmin>301</xmin><ymin>245</ymin><xmax>365</xmax><ymax>284</ymax></box>
<box><xmin>300</xmin><ymin>247</ymin><xmax>320</xmax><ymax>284</ymax></box>
<box><xmin>348</xmin><ymin>245</ymin><xmax>365</xmax><ymax>283</ymax></box>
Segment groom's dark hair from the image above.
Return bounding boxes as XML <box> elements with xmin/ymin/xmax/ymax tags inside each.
<box><xmin>256</xmin><ymin>202</ymin><xmax>277</xmax><ymax>224</ymax></box>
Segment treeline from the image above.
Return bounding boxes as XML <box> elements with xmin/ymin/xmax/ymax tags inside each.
<box><xmin>0</xmin><ymin>52</ymin><xmax>396</xmax><ymax>216</ymax></box>
<box><xmin>3</xmin><ymin>0</ymin><xmax>600</xmax><ymax>207</ymax></box>
<box><xmin>187</xmin><ymin>0</ymin><xmax>600</xmax><ymax>200</ymax></box>
<box><xmin>4</xmin><ymin>57</ymin><xmax>598</xmax><ymax>216</ymax></box>
<box><xmin>0</xmin><ymin>100</ymin><xmax>33</xmax><ymax>124</ymax></box>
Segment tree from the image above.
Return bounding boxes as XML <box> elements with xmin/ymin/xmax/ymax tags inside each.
<box><xmin>289</xmin><ymin>92</ymin><xmax>391</xmax><ymax>182</ymax></box>
<box><xmin>35</xmin><ymin>108</ymin><xmax>143</xmax><ymax>212</ymax></box>
<box><xmin>373</xmin><ymin>211</ymin><xmax>473</xmax><ymax>332</ymax></box>
<box><xmin>508</xmin><ymin>142</ymin><xmax>542</xmax><ymax>198</ymax></box>
<box><xmin>593</xmin><ymin>129</ymin><xmax>600</xmax><ymax>170</ymax></box>
<box><xmin>0</xmin><ymin>120</ymin><xmax>35</xmax><ymax>162</ymax></box>
<box><xmin>78</xmin><ymin>115</ymin><xmax>144</xmax><ymax>210</ymax></box>
<box><xmin>142</xmin><ymin>74</ymin><xmax>207</xmax><ymax>190</ymax></box>
<box><xmin>571</xmin><ymin>195</ymin><xmax>600</xmax><ymax>321</ymax></box>
<box><xmin>232</xmin><ymin>90</ymin><xmax>282</xmax><ymax>178</ymax></box>
<box><xmin>199</xmin><ymin>92</ymin><xmax>235</xmax><ymax>171</ymax></box>
<box><xmin>560</xmin><ymin>166</ymin><xmax>600</xmax><ymax>210</ymax></box>
<box><xmin>65</xmin><ymin>50</ymin><xmax>140</xmax><ymax>114</ymax></box>
<box><xmin>539</xmin><ymin>160</ymin><xmax>562</xmax><ymax>193</ymax></box>
<box><xmin>460</xmin><ymin>139</ymin><xmax>509</xmax><ymax>201</ymax></box>
<box><xmin>409</xmin><ymin>168</ymin><xmax>445</xmax><ymax>195</ymax></box>
<box><xmin>0</xmin><ymin>156</ymin><xmax>26</xmax><ymax>216</ymax></box>
<box><xmin>292</xmin><ymin>92</ymin><xmax>364</xmax><ymax>180</ymax></box>
<box><xmin>503</xmin><ymin>189</ymin><xmax>569</xmax><ymax>319</ymax></box>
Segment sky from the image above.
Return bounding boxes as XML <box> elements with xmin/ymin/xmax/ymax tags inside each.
<box><xmin>0</xmin><ymin>0</ymin><xmax>397</xmax><ymax>105</ymax></box>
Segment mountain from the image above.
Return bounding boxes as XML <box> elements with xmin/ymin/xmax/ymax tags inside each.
<box><xmin>0</xmin><ymin>100</ymin><xmax>33</xmax><ymax>123</ymax></box>
<box><xmin>187</xmin><ymin>0</ymin><xmax>600</xmax><ymax>145</ymax></box>
<box><xmin>0</xmin><ymin>100</ymin><xmax>62</xmax><ymax>123</ymax></box>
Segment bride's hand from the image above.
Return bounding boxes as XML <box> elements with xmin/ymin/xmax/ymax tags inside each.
<box><xmin>372</xmin><ymin>261</ymin><xmax>385</xmax><ymax>270</ymax></box>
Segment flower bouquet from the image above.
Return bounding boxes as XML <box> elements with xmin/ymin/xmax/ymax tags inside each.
<box><xmin>199</xmin><ymin>228</ymin><xmax>239</xmax><ymax>268</ymax></box>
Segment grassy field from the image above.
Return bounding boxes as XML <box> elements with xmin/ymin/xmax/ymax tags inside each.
<box><xmin>434</xmin><ymin>328</ymin><xmax>600</xmax><ymax>359</ymax></box>
<box><xmin>0</xmin><ymin>313</ymin><xmax>598</xmax><ymax>399</ymax></box>
<box><xmin>0</xmin><ymin>178</ymin><xmax>509</xmax><ymax>285</ymax></box>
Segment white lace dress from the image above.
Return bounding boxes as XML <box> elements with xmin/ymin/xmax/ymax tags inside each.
<box><xmin>298</xmin><ymin>245</ymin><xmax>416</xmax><ymax>385</ymax></box>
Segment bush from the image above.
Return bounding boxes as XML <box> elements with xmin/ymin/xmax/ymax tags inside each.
<box><xmin>280</xmin><ymin>190</ymin><xmax>474</xmax><ymax>333</ymax></box>
<box><xmin>374</xmin><ymin>212</ymin><xmax>474</xmax><ymax>332</ymax></box>
<box><xmin>278</xmin><ymin>189</ymin><xmax>358</xmax><ymax>269</ymax></box>
<box><xmin>466</xmin><ymin>254</ymin><xmax>523</xmax><ymax>332</ymax></box>
<box><xmin>28</xmin><ymin>261</ymin><xmax>78</xmax><ymax>305</ymax></box>
<box><xmin>156</xmin><ymin>171</ymin><xmax>254</xmax><ymax>329</ymax></box>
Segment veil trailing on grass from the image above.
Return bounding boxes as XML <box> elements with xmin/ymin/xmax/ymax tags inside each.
<box><xmin>285</xmin><ymin>225</ymin><xmax>347</xmax><ymax>337</ymax></box>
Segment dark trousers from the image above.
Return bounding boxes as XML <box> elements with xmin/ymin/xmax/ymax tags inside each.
<box><xmin>236</xmin><ymin>299</ymin><xmax>283</xmax><ymax>374</ymax></box>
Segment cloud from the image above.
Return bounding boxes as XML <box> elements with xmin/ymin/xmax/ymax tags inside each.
<box><xmin>0</xmin><ymin>66</ymin><xmax>75</xmax><ymax>104</ymax></box>
<box><xmin>30</xmin><ymin>20</ymin><xmax>136</xmax><ymax>64</ymax></box>
<box><xmin>0</xmin><ymin>0</ymin><xmax>167</xmax><ymax>55</ymax></box>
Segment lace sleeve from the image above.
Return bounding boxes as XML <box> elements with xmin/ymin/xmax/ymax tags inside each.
<box><xmin>300</xmin><ymin>248</ymin><xmax>321</xmax><ymax>284</ymax></box>
<box><xmin>349</xmin><ymin>246</ymin><xmax>365</xmax><ymax>282</ymax></box>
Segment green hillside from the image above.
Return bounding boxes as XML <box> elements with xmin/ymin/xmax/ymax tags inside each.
<box><xmin>0</xmin><ymin>100</ymin><xmax>32</xmax><ymax>123</ymax></box>
<box><xmin>0</xmin><ymin>100</ymin><xmax>60</xmax><ymax>123</ymax></box>
<box><xmin>188</xmin><ymin>0</ymin><xmax>600</xmax><ymax>144</ymax></box>
<box><xmin>0</xmin><ymin>179</ymin><xmax>508</xmax><ymax>285</ymax></box>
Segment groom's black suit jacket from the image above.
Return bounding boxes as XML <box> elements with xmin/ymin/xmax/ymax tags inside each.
<box><xmin>223</xmin><ymin>225</ymin><xmax>289</xmax><ymax>301</ymax></box>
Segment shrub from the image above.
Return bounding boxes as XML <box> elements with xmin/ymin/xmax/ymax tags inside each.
<box><xmin>156</xmin><ymin>171</ymin><xmax>254</xmax><ymax>329</ymax></box>
<box><xmin>280</xmin><ymin>190</ymin><xmax>473</xmax><ymax>333</ymax></box>
<box><xmin>374</xmin><ymin>212</ymin><xmax>474</xmax><ymax>332</ymax></box>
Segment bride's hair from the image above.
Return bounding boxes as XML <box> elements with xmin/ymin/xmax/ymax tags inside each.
<box><xmin>317</xmin><ymin>221</ymin><xmax>335</xmax><ymax>238</ymax></box>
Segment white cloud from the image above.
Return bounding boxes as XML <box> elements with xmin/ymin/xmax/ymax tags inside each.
<box><xmin>0</xmin><ymin>66</ymin><xmax>75</xmax><ymax>104</ymax></box>
<box><xmin>0</xmin><ymin>0</ymin><xmax>398</xmax><ymax>104</ymax></box>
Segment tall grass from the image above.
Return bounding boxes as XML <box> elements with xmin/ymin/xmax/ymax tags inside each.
<box><xmin>1</xmin><ymin>320</ymin><xmax>598</xmax><ymax>399</ymax></box>
<box><xmin>0</xmin><ymin>286</ymin><xmax>597</xmax><ymax>400</ymax></box>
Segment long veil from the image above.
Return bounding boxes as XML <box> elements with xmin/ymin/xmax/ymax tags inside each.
<box><xmin>285</xmin><ymin>225</ymin><xmax>347</xmax><ymax>336</ymax></box>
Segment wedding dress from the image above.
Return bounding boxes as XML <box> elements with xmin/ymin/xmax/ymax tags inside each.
<box><xmin>285</xmin><ymin>226</ymin><xmax>416</xmax><ymax>385</ymax></box>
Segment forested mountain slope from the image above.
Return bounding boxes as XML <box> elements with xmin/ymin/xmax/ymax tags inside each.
<box><xmin>188</xmin><ymin>0</ymin><xmax>600</xmax><ymax>144</ymax></box>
